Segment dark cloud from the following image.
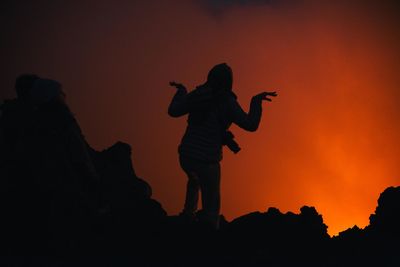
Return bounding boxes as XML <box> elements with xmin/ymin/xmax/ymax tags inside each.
<box><xmin>204</xmin><ymin>0</ymin><xmax>273</xmax><ymax>7</ymax></box>
<box><xmin>198</xmin><ymin>0</ymin><xmax>299</xmax><ymax>16</ymax></box>
<box><xmin>199</xmin><ymin>0</ymin><xmax>272</xmax><ymax>15</ymax></box>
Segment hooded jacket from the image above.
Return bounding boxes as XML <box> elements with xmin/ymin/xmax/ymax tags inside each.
<box><xmin>168</xmin><ymin>64</ymin><xmax>264</xmax><ymax>163</ymax></box>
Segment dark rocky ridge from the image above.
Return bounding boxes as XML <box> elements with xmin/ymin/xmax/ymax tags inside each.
<box><xmin>3</xmin><ymin>143</ymin><xmax>398</xmax><ymax>266</ymax></box>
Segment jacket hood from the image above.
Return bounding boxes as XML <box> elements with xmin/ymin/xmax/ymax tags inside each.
<box><xmin>207</xmin><ymin>63</ymin><xmax>233</xmax><ymax>93</ymax></box>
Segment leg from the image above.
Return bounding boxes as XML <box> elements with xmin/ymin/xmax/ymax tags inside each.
<box><xmin>198</xmin><ymin>162</ymin><xmax>221</xmax><ymax>229</ymax></box>
<box><xmin>183</xmin><ymin>172</ymin><xmax>200</xmax><ymax>214</ymax></box>
<box><xmin>179</xmin><ymin>157</ymin><xmax>200</xmax><ymax>215</ymax></box>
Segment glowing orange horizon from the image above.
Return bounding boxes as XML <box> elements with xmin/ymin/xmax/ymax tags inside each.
<box><xmin>1</xmin><ymin>1</ymin><xmax>399</xmax><ymax>236</ymax></box>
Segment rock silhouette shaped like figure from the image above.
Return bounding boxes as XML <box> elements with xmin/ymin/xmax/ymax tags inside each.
<box><xmin>168</xmin><ymin>63</ymin><xmax>277</xmax><ymax>229</ymax></box>
<box><xmin>0</xmin><ymin>74</ymin><xmax>39</xmax><ymax>170</ymax></box>
<box><xmin>0</xmin><ymin>74</ymin><xmax>40</xmax><ymax>258</ymax></box>
<box><xmin>1</xmin><ymin>76</ymin><xmax>166</xmax><ymax>264</ymax></box>
<box><xmin>17</xmin><ymin>78</ymin><xmax>102</xmax><ymax>255</ymax></box>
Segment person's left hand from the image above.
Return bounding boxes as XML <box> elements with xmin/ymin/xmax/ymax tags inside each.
<box><xmin>253</xmin><ymin>91</ymin><xmax>278</xmax><ymax>102</ymax></box>
<box><xmin>169</xmin><ymin>81</ymin><xmax>187</xmax><ymax>91</ymax></box>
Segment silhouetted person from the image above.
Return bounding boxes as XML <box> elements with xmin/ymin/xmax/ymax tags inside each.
<box><xmin>17</xmin><ymin>78</ymin><xmax>104</xmax><ymax>254</ymax></box>
<box><xmin>0</xmin><ymin>74</ymin><xmax>41</xmax><ymax>257</ymax></box>
<box><xmin>168</xmin><ymin>63</ymin><xmax>277</xmax><ymax>229</ymax></box>
<box><xmin>0</xmin><ymin>74</ymin><xmax>39</xmax><ymax>172</ymax></box>
<box><xmin>1</xmin><ymin>74</ymin><xmax>39</xmax><ymax>201</ymax></box>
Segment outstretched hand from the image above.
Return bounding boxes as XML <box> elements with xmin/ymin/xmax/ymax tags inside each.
<box><xmin>169</xmin><ymin>81</ymin><xmax>187</xmax><ymax>91</ymax></box>
<box><xmin>253</xmin><ymin>91</ymin><xmax>278</xmax><ymax>102</ymax></box>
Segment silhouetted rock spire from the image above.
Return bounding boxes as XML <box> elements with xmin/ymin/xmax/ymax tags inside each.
<box><xmin>369</xmin><ymin>186</ymin><xmax>400</xmax><ymax>235</ymax></box>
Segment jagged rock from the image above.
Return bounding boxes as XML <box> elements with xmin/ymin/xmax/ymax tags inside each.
<box><xmin>369</xmin><ymin>186</ymin><xmax>400</xmax><ymax>235</ymax></box>
<box><xmin>220</xmin><ymin>206</ymin><xmax>330</xmax><ymax>266</ymax></box>
<box><xmin>2</xmin><ymin>95</ymin><xmax>400</xmax><ymax>266</ymax></box>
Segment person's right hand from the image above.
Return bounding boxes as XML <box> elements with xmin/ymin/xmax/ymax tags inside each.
<box><xmin>253</xmin><ymin>91</ymin><xmax>278</xmax><ymax>102</ymax></box>
<box><xmin>169</xmin><ymin>81</ymin><xmax>187</xmax><ymax>92</ymax></box>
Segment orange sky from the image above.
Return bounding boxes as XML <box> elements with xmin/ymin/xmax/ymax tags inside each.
<box><xmin>1</xmin><ymin>0</ymin><xmax>399</xmax><ymax>235</ymax></box>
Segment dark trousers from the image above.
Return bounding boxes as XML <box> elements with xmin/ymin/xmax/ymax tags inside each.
<box><xmin>179</xmin><ymin>156</ymin><xmax>221</xmax><ymax>228</ymax></box>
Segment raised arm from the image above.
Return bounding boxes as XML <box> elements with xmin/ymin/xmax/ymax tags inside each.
<box><xmin>229</xmin><ymin>91</ymin><xmax>277</xmax><ymax>132</ymax></box>
<box><xmin>168</xmin><ymin>82</ymin><xmax>189</xmax><ymax>117</ymax></box>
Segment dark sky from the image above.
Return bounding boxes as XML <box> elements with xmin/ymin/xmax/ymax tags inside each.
<box><xmin>1</xmin><ymin>0</ymin><xmax>400</xmax><ymax>235</ymax></box>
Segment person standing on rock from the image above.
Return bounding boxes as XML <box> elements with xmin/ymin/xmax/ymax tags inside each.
<box><xmin>168</xmin><ymin>63</ymin><xmax>277</xmax><ymax>229</ymax></box>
